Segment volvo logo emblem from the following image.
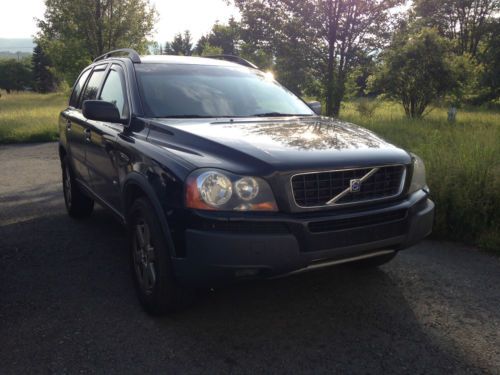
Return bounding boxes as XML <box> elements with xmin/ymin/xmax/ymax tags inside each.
<box><xmin>350</xmin><ymin>179</ymin><xmax>362</xmax><ymax>193</ymax></box>
<box><xmin>326</xmin><ymin>168</ymin><xmax>379</xmax><ymax>205</ymax></box>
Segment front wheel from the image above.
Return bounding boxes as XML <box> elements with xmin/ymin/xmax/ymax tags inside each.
<box><xmin>129</xmin><ymin>197</ymin><xmax>193</xmax><ymax>315</ymax></box>
<box><xmin>61</xmin><ymin>156</ymin><xmax>94</xmax><ymax>218</ymax></box>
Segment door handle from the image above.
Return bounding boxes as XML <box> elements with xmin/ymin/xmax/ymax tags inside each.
<box><xmin>66</xmin><ymin>120</ymin><xmax>72</xmax><ymax>131</ymax></box>
<box><xmin>84</xmin><ymin>128</ymin><xmax>91</xmax><ymax>142</ymax></box>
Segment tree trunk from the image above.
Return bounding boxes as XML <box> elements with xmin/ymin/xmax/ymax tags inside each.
<box><xmin>332</xmin><ymin>41</ymin><xmax>348</xmax><ymax>117</ymax></box>
<box><xmin>332</xmin><ymin>96</ymin><xmax>341</xmax><ymax>117</ymax></box>
<box><xmin>332</xmin><ymin>76</ymin><xmax>345</xmax><ymax>116</ymax></box>
<box><xmin>325</xmin><ymin>42</ymin><xmax>335</xmax><ymax>116</ymax></box>
<box><xmin>108</xmin><ymin>0</ymin><xmax>114</xmax><ymax>51</ymax></box>
<box><xmin>325</xmin><ymin>0</ymin><xmax>338</xmax><ymax>117</ymax></box>
<box><xmin>95</xmin><ymin>0</ymin><xmax>104</xmax><ymax>56</ymax></box>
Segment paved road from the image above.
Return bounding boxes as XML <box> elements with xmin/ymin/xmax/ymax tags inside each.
<box><xmin>0</xmin><ymin>142</ymin><xmax>499</xmax><ymax>374</ymax></box>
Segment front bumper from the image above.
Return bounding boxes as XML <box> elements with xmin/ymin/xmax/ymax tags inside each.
<box><xmin>173</xmin><ymin>190</ymin><xmax>434</xmax><ymax>286</ymax></box>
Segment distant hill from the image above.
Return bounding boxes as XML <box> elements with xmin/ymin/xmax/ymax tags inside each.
<box><xmin>0</xmin><ymin>51</ymin><xmax>31</xmax><ymax>60</ymax></box>
<box><xmin>0</xmin><ymin>38</ymin><xmax>35</xmax><ymax>53</ymax></box>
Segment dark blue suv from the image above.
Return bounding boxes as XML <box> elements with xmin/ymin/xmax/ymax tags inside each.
<box><xmin>59</xmin><ymin>49</ymin><xmax>434</xmax><ymax>314</ymax></box>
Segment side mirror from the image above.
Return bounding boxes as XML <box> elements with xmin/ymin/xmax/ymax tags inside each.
<box><xmin>82</xmin><ymin>100</ymin><xmax>125</xmax><ymax>124</ymax></box>
<box><xmin>307</xmin><ymin>101</ymin><xmax>322</xmax><ymax>115</ymax></box>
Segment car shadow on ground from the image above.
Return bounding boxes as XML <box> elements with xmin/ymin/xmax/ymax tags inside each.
<box><xmin>0</xmin><ymin>187</ymin><xmax>477</xmax><ymax>373</ymax></box>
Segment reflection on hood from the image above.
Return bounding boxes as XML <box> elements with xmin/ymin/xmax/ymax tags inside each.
<box><xmin>219</xmin><ymin>117</ymin><xmax>390</xmax><ymax>151</ymax></box>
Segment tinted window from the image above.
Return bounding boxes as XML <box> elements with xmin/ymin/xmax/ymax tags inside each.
<box><xmin>135</xmin><ymin>64</ymin><xmax>314</xmax><ymax>118</ymax></box>
<box><xmin>69</xmin><ymin>69</ymin><xmax>91</xmax><ymax>107</ymax></box>
<box><xmin>99</xmin><ymin>67</ymin><xmax>128</xmax><ymax>118</ymax></box>
<box><xmin>80</xmin><ymin>69</ymin><xmax>106</xmax><ymax>107</ymax></box>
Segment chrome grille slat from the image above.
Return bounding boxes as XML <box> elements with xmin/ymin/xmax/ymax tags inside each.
<box><xmin>291</xmin><ymin>165</ymin><xmax>406</xmax><ymax>208</ymax></box>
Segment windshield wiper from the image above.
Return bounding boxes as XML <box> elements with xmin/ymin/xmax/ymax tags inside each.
<box><xmin>156</xmin><ymin>113</ymin><xmax>314</xmax><ymax>119</ymax></box>
<box><xmin>156</xmin><ymin>115</ymin><xmax>219</xmax><ymax>118</ymax></box>
<box><xmin>252</xmin><ymin>112</ymin><xmax>314</xmax><ymax>117</ymax></box>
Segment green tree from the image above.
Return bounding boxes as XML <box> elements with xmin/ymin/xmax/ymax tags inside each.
<box><xmin>413</xmin><ymin>0</ymin><xmax>500</xmax><ymax>57</ymax></box>
<box><xmin>448</xmin><ymin>53</ymin><xmax>486</xmax><ymax>105</ymax></box>
<box><xmin>238</xmin><ymin>44</ymin><xmax>274</xmax><ymax>71</ymax></box>
<box><xmin>375</xmin><ymin>28</ymin><xmax>455</xmax><ymax>118</ymax></box>
<box><xmin>199</xmin><ymin>43</ymin><xmax>224</xmax><ymax>56</ymax></box>
<box><xmin>478</xmin><ymin>19</ymin><xmax>500</xmax><ymax>102</ymax></box>
<box><xmin>194</xmin><ymin>35</ymin><xmax>209</xmax><ymax>56</ymax></box>
<box><xmin>344</xmin><ymin>52</ymin><xmax>378</xmax><ymax>99</ymax></box>
<box><xmin>32</xmin><ymin>43</ymin><xmax>58</xmax><ymax>93</ymax></box>
<box><xmin>37</xmin><ymin>0</ymin><xmax>157</xmax><ymax>83</ymax></box>
<box><xmin>0</xmin><ymin>59</ymin><xmax>33</xmax><ymax>93</ymax></box>
<box><xmin>195</xmin><ymin>19</ymin><xmax>240</xmax><ymax>56</ymax></box>
<box><xmin>193</xmin><ymin>19</ymin><xmax>273</xmax><ymax>71</ymax></box>
<box><xmin>164</xmin><ymin>41</ymin><xmax>174</xmax><ymax>55</ymax></box>
<box><xmin>168</xmin><ymin>31</ymin><xmax>193</xmax><ymax>56</ymax></box>
<box><xmin>207</xmin><ymin>18</ymin><xmax>240</xmax><ymax>55</ymax></box>
<box><xmin>233</xmin><ymin>0</ymin><xmax>404</xmax><ymax>116</ymax></box>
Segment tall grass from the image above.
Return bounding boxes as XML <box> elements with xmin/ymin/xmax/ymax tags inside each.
<box><xmin>341</xmin><ymin>101</ymin><xmax>500</xmax><ymax>251</ymax></box>
<box><xmin>0</xmin><ymin>91</ymin><xmax>67</xmax><ymax>144</ymax></box>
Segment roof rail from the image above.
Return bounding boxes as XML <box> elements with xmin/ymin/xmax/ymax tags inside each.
<box><xmin>93</xmin><ymin>48</ymin><xmax>141</xmax><ymax>63</ymax></box>
<box><xmin>204</xmin><ymin>54</ymin><xmax>258</xmax><ymax>69</ymax></box>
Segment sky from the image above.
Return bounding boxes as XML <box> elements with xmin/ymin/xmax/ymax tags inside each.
<box><xmin>0</xmin><ymin>0</ymin><xmax>240</xmax><ymax>42</ymax></box>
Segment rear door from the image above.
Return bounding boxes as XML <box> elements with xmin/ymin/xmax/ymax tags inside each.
<box><xmin>64</xmin><ymin>65</ymin><xmax>108</xmax><ymax>187</ymax></box>
<box><xmin>62</xmin><ymin>68</ymin><xmax>91</xmax><ymax>181</ymax></box>
<box><xmin>86</xmin><ymin>63</ymin><xmax>129</xmax><ymax>212</ymax></box>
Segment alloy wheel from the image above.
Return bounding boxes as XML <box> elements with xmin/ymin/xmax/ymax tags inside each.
<box><xmin>132</xmin><ymin>219</ymin><xmax>157</xmax><ymax>295</ymax></box>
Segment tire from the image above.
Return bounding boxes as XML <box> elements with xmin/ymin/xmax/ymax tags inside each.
<box><xmin>62</xmin><ymin>156</ymin><xmax>94</xmax><ymax>218</ymax></box>
<box><xmin>128</xmin><ymin>197</ymin><xmax>193</xmax><ymax>315</ymax></box>
<box><xmin>349</xmin><ymin>252</ymin><xmax>397</xmax><ymax>268</ymax></box>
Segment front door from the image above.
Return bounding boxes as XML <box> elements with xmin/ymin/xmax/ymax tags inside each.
<box><xmin>86</xmin><ymin>64</ymin><xmax>129</xmax><ymax>212</ymax></box>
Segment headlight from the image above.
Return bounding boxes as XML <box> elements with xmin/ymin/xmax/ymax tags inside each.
<box><xmin>198</xmin><ymin>171</ymin><xmax>232</xmax><ymax>206</ymax></box>
<box><xmin>408</xmin><ymin>153</ymin><xmax>428</xmax><ymax>194</ymax></box>
<box><xmin>185</xmin><ymin>169</ymin><xmax>278</xmax><ymax>211</ymax></box>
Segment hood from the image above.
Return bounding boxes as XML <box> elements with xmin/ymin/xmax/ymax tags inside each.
<box><xmin>147</xmin><ymin>116</ymin><xmax>411</xmax><ymax>174</ymax></box>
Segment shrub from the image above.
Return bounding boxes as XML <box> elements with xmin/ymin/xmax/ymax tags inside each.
<box><xmin>374</xmin><ymin>28</ymin><xmax>455</xmax><ymax>118</ymax></box>
<box><xmin>354</xmin><ymin>98</ymin><xmax>381</xmax><ymax>117</ymax></box>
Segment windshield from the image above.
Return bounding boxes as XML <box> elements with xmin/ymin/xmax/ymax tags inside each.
<box><xmin>135</xmin><ymin>64</ymin><xmax>315</xmax><ymax>118</ymax></box>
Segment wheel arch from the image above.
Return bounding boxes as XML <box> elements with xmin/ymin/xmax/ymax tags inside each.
<box><xmin>122</xmin><ymin>172</ymin><xmax>178</xmax><ymax>257</ymax></box>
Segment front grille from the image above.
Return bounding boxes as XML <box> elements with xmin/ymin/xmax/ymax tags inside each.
<box><xmin>291</xmin><ymin>165</ymin><xmax>406</xmax><ymax>208</ymax></box>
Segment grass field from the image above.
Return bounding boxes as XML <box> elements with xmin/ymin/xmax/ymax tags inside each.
<box><xmin>0</xmin><ymin>92</ymin><xmax>499</xmax><ymax>251</ymax></box>
<box><xmin>0</xmin><ymin>91</ymin><xmax>66</xmax><ymax>144</ymax></box>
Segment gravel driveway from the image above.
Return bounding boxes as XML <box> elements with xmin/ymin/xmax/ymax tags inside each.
<box><xmin>0</xmin><ymin>142</ymin><xmax>499</xmax><ymax>374</ymax></box>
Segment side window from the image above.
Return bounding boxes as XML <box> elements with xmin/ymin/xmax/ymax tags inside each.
<box><xmin>69</xmin><ymin>69</ymin><xmax>91</xmax><ymax>107</ymax></box>
<box><xmin>99</xmin><ymin>67</ymin><xmax>128</xmax><ymax>118</ymax></box>
<box><xmin>79</xmin><ymin>69</ymin><xmax>106</xmax><ymax>107</ymax></box>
